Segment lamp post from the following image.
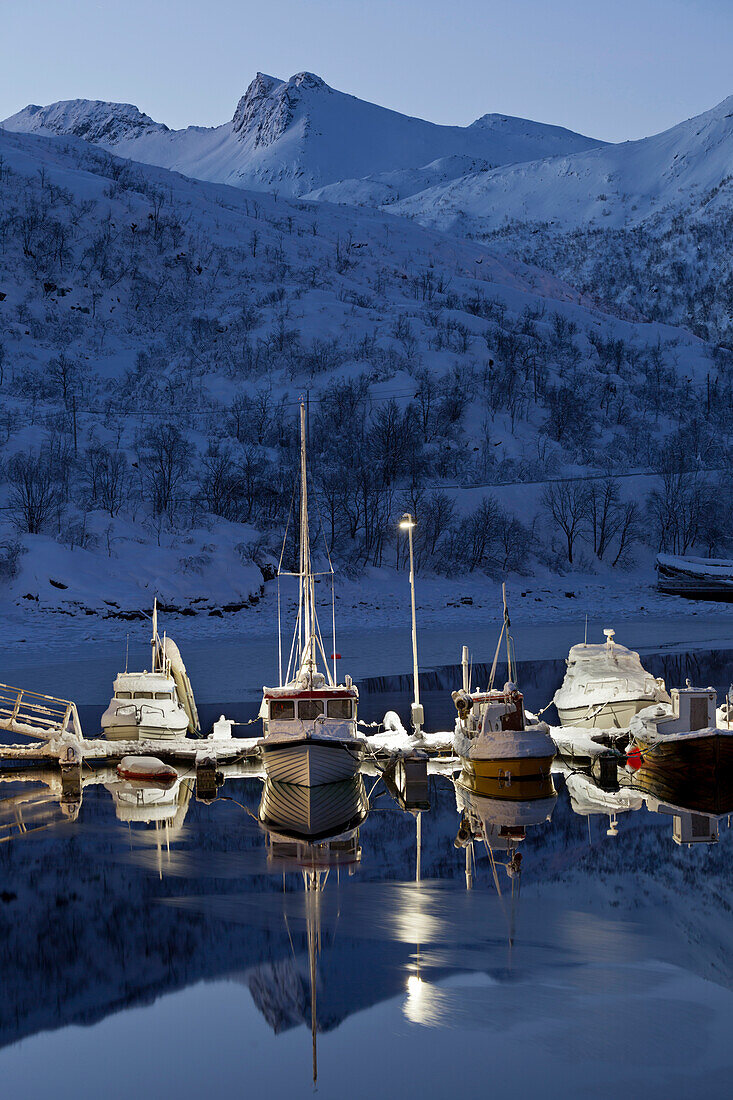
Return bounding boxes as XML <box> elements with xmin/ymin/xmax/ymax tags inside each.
<box><xmin>399</xmin><ymin>512</ymin><xmax>423</xmax><ymax>738</ymax></box>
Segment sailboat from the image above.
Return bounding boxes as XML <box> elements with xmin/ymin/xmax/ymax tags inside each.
<box><xmin>258</xmin><ymin>401</ymin><xmax>365</xmax><ymax>787</ymax></box>
<box><xmin>451</xmin><ymin>586</ymin><xmax>556</xmax><ymax>791</ymax></box>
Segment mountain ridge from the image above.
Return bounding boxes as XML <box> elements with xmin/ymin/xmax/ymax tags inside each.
<box><xmin>2</xmin><ymin>70</ymin><xmax>604</xmax><ymax>197</ymax></box>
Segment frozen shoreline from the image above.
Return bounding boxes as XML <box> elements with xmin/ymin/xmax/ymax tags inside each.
<box><xmin>2</xmin><ymin>572</ymin><xmax>733</xmax><ymax>705</ymax></box>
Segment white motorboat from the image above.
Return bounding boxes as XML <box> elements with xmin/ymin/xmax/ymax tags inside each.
<box><xmin>258</xmin><ymin>401</ymin><xmax>365</xmax><ymax>787</ymax></box>
<box><xmin>101</xmin><ymin>602</ymin><xmax>200</xmax><ymax>741</ymax></box>
<box><xmin>553</xmin><ymin>628</ymin><xmax>669</xmax><ymax>729</ymax></box>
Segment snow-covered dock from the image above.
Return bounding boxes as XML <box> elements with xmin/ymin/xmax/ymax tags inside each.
<box><xmin>0</xmin><ymin>728</ymin><xmax>456</xmax><ymax>765</ymax></box>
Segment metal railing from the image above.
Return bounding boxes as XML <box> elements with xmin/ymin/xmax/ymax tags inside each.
<box><xmin>0</xmin><ymin>684</ymin><xmax>82</xmax><ymax>740</ymax></box>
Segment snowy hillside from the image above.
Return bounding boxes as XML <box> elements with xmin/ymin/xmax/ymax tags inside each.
<box><xmin>0</xmin><ymin>120</ymin><xmax>730</xmax><ymax>620</ymax></box>
<box><xmin>303</xmin><ymin>154</ymin><xmax>494</xmax><ymax>207</ymax></box>
<box><xmin>389</xmin><ymin>94</ymin><xmax>733</xmax><ymax>341</ymax></box>
<box><xmin>393</xmin><ymin>93</ymin><xmax>733</xmax><ymax>234</ymax></box>
<box><xmin>2</xmin><ymin>71</ymin><xmax>603</xmax><ymax>198</ymax></box>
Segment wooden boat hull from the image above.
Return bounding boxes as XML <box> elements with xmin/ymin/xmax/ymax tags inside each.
<box><xmin>259</xmin><ymin>736</ymin><xmax>364</xmax><ymax>786</ymax></box>
<box><xmin>457</xmin><ymin>770</ymin><xmax>556</xmax><ymax>802</ymax></box>
<box><xmin>259</xmin><ymin>777</ymin><xmax>368</xmax><ymax>840</ymax></box>
<box><xmin>460</xmin><ymin>754</ymin><xmax>555</xmax><ymax>783</ymax></box>
<box><xmin>557</xmin><ymin>698</ymin><xmax>652</xmax><ymax>730</ymax></box>
<box><xmin>656</xmin><ymin>555</ymin><xmax>733</xmax><ymax>601</ymax></box>
<box><xmin>631</xmin><ymin>733</ymin><xmax>733</xmax><ymax>814</ymax></box>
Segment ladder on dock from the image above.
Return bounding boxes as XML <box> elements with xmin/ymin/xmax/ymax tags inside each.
<box><xmin>0</xmin><ymin>684</ymin><xmax>82</xmax><ymax>741</ymax></box>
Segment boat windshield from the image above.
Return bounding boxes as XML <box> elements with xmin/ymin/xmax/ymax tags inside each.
<box><xmin>298</xmin><ymin>699</ymin><xmax>324</xmax><ymax>721</ymax></box>
<box><xmin>327</xmin><ymin>698</ymin><xmax>353</xmax><ymax>719</ymax></box>
<box><xmin>115</xmin><ymin>691</ymin><xmax>131</xmax><ymax>699</ymax></box>
<box><xmin>270</xmin><ymin>700</ymin><xmax>295</xmax><ymax>720</ymax></box>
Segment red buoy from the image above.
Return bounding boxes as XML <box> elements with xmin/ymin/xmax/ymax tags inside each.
<box><xmin>626</xmin><ymin>746</ymin><xmax>644</xmax><ymax>770</ymax></box>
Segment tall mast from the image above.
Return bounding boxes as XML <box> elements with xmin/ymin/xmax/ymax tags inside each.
<box><xmin>299</xmin><ymin>402</ymin><xmax>316</xmax><ymax>680</ymax></box>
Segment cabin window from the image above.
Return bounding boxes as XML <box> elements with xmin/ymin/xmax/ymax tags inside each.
<box><xmin>116</xmin><ymin>691</ymin><xmax>131</xmax><ymax>700</ymax></box>
<box><xmin>155</xmin><ymin>692</ymin><xmax>172</xmax><ymax>700</ymax></box>
<box><xmin>134</xmin><ymin>691</ymin><xmax>153</xmax><ymax>700</ymax></box>
<box><xmin>298</xmin><ymin>699</ymin><xmax>324</xmax><ymax>721</ymax></box>
<box><xmin>270</xmin><ymin>700</ymin><xmax>295</xmax><ymax>720</ymax></box>
<box><xmin>327</xmin><ymin>698</ymin><xmax>353</xmax><ymax>719</ymax></box>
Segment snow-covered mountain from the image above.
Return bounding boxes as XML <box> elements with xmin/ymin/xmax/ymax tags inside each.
<box><xmin>391</xmin><ymin>92</ymin><xmax>733</xmax><ymax>234</ymax></box>
<box><xmin>2</xmin><ymin>71</ymin><xmax>603</xmax><ymax>197</ymax></box>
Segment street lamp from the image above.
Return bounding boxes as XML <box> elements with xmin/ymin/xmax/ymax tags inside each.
<box><xmin>399</xmin><ymin>512</ymin><xmax>424</xmax><ymax>738</ymax></box>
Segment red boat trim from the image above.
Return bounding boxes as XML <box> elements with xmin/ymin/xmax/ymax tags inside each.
<box><xmin>263</xmin><ymin>689</ymin><xmax>358</xmax><ymax>700</ymax></box>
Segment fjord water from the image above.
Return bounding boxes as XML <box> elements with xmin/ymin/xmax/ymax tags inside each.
<box><xmin>0</xmin><ymin>657</ymin><xmax>733</xmax><ymax>1098</ymax></box>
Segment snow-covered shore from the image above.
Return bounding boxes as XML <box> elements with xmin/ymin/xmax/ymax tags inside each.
<box><xmin>2</xmin><ymin>568</ymin><xmax>733</xmax><ymax>706</ymax></box>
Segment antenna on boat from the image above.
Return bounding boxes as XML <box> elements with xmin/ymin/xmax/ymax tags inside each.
<box><xmin>151</xmin><ymin>598</ymin><xmax>158</xmax><ymax>673</ymax></box>
<box><xmin>125</xmin><ymin>633</ymin><xmax>129</xmax><ymax>674</ymax></box>
<box><xmin>584</xmin><ymin>614</ymin><xmax>588</xmax><ymax>646</ymax></box>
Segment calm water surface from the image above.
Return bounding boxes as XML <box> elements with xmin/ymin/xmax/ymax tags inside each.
<box><xmin>0</xmin><ymin>653</ymin><xmax>732</xmax><ymax>1099</ymax></box>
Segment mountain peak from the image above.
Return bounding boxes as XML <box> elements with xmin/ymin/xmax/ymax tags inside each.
<box><xmin>3</xmin><ymin>99</ymin><xmax>167</xmax><ymax>143</ymax></box>
<box><xmin>232</xmin><ymin>71</ymin><xmax>332</xmax><ymax>146</ymax></box>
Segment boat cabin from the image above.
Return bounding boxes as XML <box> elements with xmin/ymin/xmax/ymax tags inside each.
<box><xmin>673</xmin><ymin>812</ymin><xmax>719</xmax><ymax>846</ymax></box>
<box><xmin>260</xmin><ymin>687</ymin><xmax>359</xmax><ymax>734</ymax></box>
<box><xmin>112</xmin><ymin>671</ymin><xmax>177</xmax><ymax>703</ymax></box>
<box><xmin>656</xmin><ymin>685</ymin><xmax>717</xmax><ymax>736</ymax></box>
<box><xmin>453</xmin><ymin>685</ymin><xmax>526</xmax><ymax>735</ymax></box>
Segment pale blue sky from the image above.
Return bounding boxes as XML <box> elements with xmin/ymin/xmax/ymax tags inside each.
<box><xmin>2</xmin><ymin>0</ymin><xmax>732</xmax><ymax>142</ymax></box>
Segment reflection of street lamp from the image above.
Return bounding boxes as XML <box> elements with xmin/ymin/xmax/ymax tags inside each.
<box><xmin>399</xmin><ymin>513</ymin><xmax>424</xmax><ymax>738</ymax></box>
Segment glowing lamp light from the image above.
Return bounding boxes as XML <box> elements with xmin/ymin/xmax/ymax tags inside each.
<box><xmin>399</xmin><ymin>512</ymin><xmax>416</xmax><ymax>530</ymax></box>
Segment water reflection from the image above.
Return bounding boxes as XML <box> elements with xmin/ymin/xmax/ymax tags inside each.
<box><xmin>0</xmin><ymin>724</ymin><xmax>732</xmax><ymax>1096</ymax></box>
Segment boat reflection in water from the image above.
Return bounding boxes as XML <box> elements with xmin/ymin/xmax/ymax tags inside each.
<box><xmin>624</xmin><ymin>753</ymin><xmax>733</xmax><ymax>847</ymax></box>
<box><xmin>453</xmin><ymin>769</ymin><xmax>557</xmax><ymax>936</ymax></box>
<box><xmin>565</xmin><ymin>770</ymin><xmax>644</xmax><ymax>838</ymax></box>
<box><xmin>257</xmin><ymin>776</ymin><xmax>369</xmax><ymax>1086</ymax></box>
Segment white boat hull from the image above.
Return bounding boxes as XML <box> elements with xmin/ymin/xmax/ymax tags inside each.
<box><xmin>102</xmin><ymin>721</ymin><xmax>188</xmax><ymax>741</ymax></box>
<box><xmin>557</xmin><ymin>698</ymin><xmax>652</xmax><ymax>730</ymax></box>
<box><xmin>259</xmin><ymin>737</ymin><xmax>364</xmax><ymax>786</ymax></box>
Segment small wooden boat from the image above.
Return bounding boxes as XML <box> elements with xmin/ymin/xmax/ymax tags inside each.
<box><xmin>553</xmin><ymin>628</ymin><xmax>669</xmax><ymax>729</ymax></box>
<box><xmin>452</xmin><ymin>588</ymin><xmax>556</xmax><ymax>787</ymax></box>
<box><xmin>454</xmin><ymin>770</ymin><xmax>556</xmax><ymax>892</ymax></box>
<box><xmin>628</xmin><ymin>685</ymin><xmax>733</xmax><ymax>795</ymax></box>
<box><xmin>656</xmin><ymin>554</ymin><xmax>733</xmax><ymax>600</ymax></box>
<box><xmin>116</xmin><ymin>755</ymin><xmax>178</xmax><ymax>783</ymax></box>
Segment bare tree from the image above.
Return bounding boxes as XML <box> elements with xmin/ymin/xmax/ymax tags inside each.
<box><xmin>5</xmin><ymin>449</ymin><xmax>62</xmax><ymax>533</ymax></box>
<box><xmin>139</xmin><ymin>424</ymin><xmax>192</xmax><ymax>517</ymax></box>
<box><xmin>541</xmin><ymin>480</ymin><xmax>588</xmax><ymax>564</ymax></box>
<box><xmin>83</xmin><ymin>442</ymin><xmax>131</xmax><ymax>516</ymax></box>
